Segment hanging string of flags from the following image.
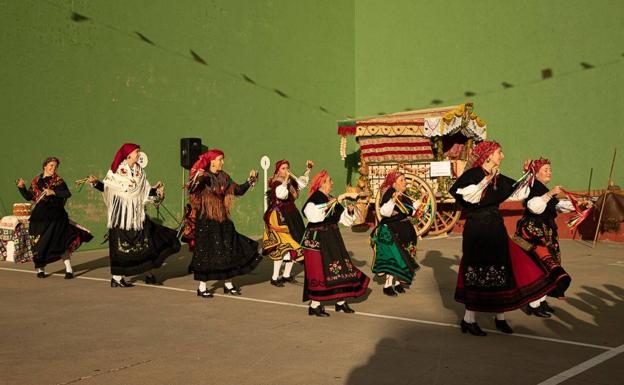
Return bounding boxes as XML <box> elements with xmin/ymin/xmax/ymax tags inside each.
<box><xmin>34</xmin><ymin>0</ymin><xmax>624</xmax><ymax>121</ymax></box>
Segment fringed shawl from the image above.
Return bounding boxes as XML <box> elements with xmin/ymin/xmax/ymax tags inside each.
<box><xmin>102</xmin><ymin>161</ymin><xmax>151</xmax><ymax>230</ymax></box>
<box><xmin>30</xmin><ymin>173</ymin><xmax>64</xmax><ymax>202</ymax></box>
<box><xmin>189</xmin><ymin>171</ymin><xmax>238</xmax><ymax>223</ymax></box>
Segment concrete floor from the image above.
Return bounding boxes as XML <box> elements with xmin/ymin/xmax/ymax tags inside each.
<box><xmin>1</xmin><ymin>232</ymin><xmax>623</xmax><ymax>385</ymax></box>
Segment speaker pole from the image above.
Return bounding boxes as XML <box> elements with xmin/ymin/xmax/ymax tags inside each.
<box><xmin>260</xmin><ymin>156</ymin><xmax>271</xmax><ymax>213</ymax></box>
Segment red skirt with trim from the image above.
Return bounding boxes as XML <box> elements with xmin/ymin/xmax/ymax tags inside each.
<box><xmin>455</xmin><ymin>237</ymin><xmax>559</xmax><ymax>312</ymax></box>
<box><xmin>303</xmin><ymin>249</ymin><xmax>369</xmax><ymax>302</ymax></box>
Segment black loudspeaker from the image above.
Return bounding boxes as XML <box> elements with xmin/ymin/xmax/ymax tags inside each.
<box><xmin>180</xmin><ymin>138</ymin><xmax>202</xmax><ymax>170</ymax></box>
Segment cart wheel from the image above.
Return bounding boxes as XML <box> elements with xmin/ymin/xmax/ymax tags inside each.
<box><xmin>428</xmin><ymin>202</ymin><xmax>461</xmax><ymax>236</ymax></box>
<box><xmin>375</xmin><ymin>173</ymin><xmax>436</xmax><ymax>236</ymax></box>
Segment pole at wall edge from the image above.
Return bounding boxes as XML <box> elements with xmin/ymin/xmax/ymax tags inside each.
<box><xmin>260</xmin><ymin>156</ymin><xmax>271</xmax><ymax>213</ymax></box>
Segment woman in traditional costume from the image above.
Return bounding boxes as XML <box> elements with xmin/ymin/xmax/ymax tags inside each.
<box><xmin>16</xmin><ymin>157</ymin><xmax>93</xmax><ymax>278</ymax></box>
<box><xmin>300</xmin><ymin>170</ymin><xmax>370</xmax><ymax>316</ymax></box>
<box><xmin>514</xmin><ymin>158</ymin><xmax>573</xmax><ymax>317</ymax></box>
<box><xmin>262</xmin><ymin>159</ymin><xmax>313</xmax><ymax>287</ymax></box>
<box><xmin>87</xmin><ymin>143</ymin><xmax>180</xmax><ymax>287</ymax></box>
<box><xmin>370</xmin><ymin>171</ymin><xmax>421</xmax><ymax>296</ymax></box>
<box><xmin>187</xmin><ymin>149</ymin><xmax>261</xmax><ymax>298</ymax></box>
<box><xmin>449</xmin><ymin>141</ymin><xmax>560</xmax><ymax>336</ymax></box>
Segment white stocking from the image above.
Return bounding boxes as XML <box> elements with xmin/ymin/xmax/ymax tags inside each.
<box><xmin>463</xmin><ymin>309</ymin><xmax>476</xmax><ymax>323</ymax></box>
<box><xmin>384</xmin><ymin>274</ymin><xmax>393</xmax><ymax>288</ymax></box>
<box><xmin>529</xmin><ymin>298</ymin><xmax>542</xmax><ymax>308</ymax></box>
<box><xmin>283</xmin><ymin>261</ymin><xmax>294</xmax><ymax>278</ymax></box>
<box><xmin>63</xmin><ymin>258</ymin><xmax>73</xmax><ymax>273</ymax></box>
<box><xmin>272</xmin><ymin>260</ymin><xmax>282</xmax><ymax>280</ymax></box>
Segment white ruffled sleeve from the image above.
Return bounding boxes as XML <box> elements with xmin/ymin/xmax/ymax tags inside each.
<box><xmin>275</xmin><ymin>183</ymin><xmax>289</xmax><ymax>200</ymax></box>
<box><xmin>296</xmin><ymin>170</ymin><xmax>310</xmax><ymax>189</ymax></box>
<box><xmin>456</xmin><ymin>177</ymin><xmax>489</xmax><ymax>204</ymax></box>
<box><xmin>380</xmin><ymin>200</ymin><xmax>396</xmax><ymax>217</ymax></box>
<box><xmin>527</xmin><ymin>195</ymin><xmax>549</xmax><ymax>214</ymax></box>
<box><xmin>556</xmin><ymin>199</ymin><xmax>575</xmax><ymax>213</ymax></box>
<box><xmin>507</xmin><ymin>183</ymin><xmax>531</xmax><ymax>202</ymax></box>
<box><xmin>339</xmin><ymin>209</ymin><xmax>355</xmax><ymax>227</ymax></box>
<box><xmin>303</xmin><ymin>202</ymin><xmax>327</xmax><ymax>223</ymax></box>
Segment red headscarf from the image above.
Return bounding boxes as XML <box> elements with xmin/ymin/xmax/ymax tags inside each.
<box><xmin>110</xmin><ymin>143</ymin><xmax>140</xmax><ymax>173</ymax></box>
<box><xmin>308</xmin><ymin>170</ymin><xmax>329</xmax><ymax>197</ymax></box>
<box><xmin>273</xmin><ymin>159</ymin><xmax>290</xmax><ymax>176</ymax></box>
<box><xmin>380</xmin><ymin>171</ymin><xmax>402</xmax><ymax>193</ymax></box>
<box><xmin>189</xmin><ymin>149</ymin><xmax>225</xmax><ymax>180</ymax></box>
<box><xmin>470</xmin><ymin>140</ymin><xmax>501</xmax><ymax>169</ymax></box>
<box><xmin>525</xmin><ymin>157</ymin><xmax>551</xmax><ymax>174</ymax></box>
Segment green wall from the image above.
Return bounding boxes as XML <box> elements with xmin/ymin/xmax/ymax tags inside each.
<box><xmin>354</xmin><ymin>0</ymin><xmax>623</xmax><ymax>187</ymax></box>
<box><xmin>0</xmin><ymin>0</ymin><xmax>355</xmax><ymax>249</ymax></box>
<box><xmin>2</xmin><ymin>0</ymin><xmax>622</xmax><ymax>251</ymax></box>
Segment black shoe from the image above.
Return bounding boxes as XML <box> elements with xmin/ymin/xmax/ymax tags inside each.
<box><xmin>196</xmin><ymin>289</ymin><xmax>214</xmax><ymax>298</ymax></box>
<box><xmin>282</xmin><ymin>276</ymin><xmax>295</xmax><ymax>283</ymax></box>
<box><xmin>383</xmin><ymin>286</ymin><xmax>398</xmax><ymax>297</ymax></box>
<box><xmin>110</xmin><ymin>278</ymin><xmax>134</xmax><ymax>288</ymax></box>
<box><xmin>270</xmin><ymin>277</ymin><xmax>284</xmax><ymax>287</ymax></box>
<box><xmin>541</xmin><ymin>301</ymin><xmax>555</xmax><ymax>314</ymax></box>
<box><xmin>64</xmin><ymin>272</ymin><xmax>74</xmax><ymax>280</ymax></box>
<box><xmin>308</xmin><ymin>305</ymin><xmax>330</xmax><ymax>317</ymax></box>
<box><xmin>526</xmin><ymin>304</ymin><xmax>551</xmax><ymax>318</ymax></box>
<box><xmin>36</xmin><ymin>271</ymin><xmax>46</xmax><ymax>278</ymax></box>
<box><xmin>460</xmin><ymin>320</ymin><xmax>487</xmax><ymax>336</ymax></box>
<box><xmin>223</xmin><ymin>286</ymin><xmax>242</xmax><ymax>295</ymax></box>
<box><xmin>144</xmin><ymin>274</ymin><xmax>158</xmax><ymax>285</ymax></box>
<box><xmin>494</xmin><ymin>318</ymin><xmax>514</xmax><ymax>334</ymax></box>
<box><xmin>335</xmin><ymin>303</ymin><xmax>355</xmax><ymax>313</ymax></box>
<box><xmin>394</xmin><ymin>284</ymin><xmax>405</xmax><ymax>293</ymax></box>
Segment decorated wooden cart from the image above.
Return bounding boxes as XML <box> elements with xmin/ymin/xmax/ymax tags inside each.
<box><xmin>337</xmin><ymin>103</ymin><xmax>487</xmax><ymax>236</ymax></box>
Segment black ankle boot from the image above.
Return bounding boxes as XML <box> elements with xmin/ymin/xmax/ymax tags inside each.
<box><xmin>494</xmin><ymin>318</ymin><xmax>514</xmax><ymax>334</ymax></box>
<box><xmin>196</xmin><ymin>289</ymin><xmax>214</xmax><ymax>298</ymax></box>
<box><xmin>460</xmin><ymin>320</ymin><xmax>487</xmax><ymax>336</ymax></box>
<box><xmin>308</xmin><ymin>305</ymin><xmax>330</xmax><ymax>317</ymax></box>
<box><xmin>110</xmin><ymin>278</ymin><xmax>134</xmax><ymax>288</ymax></box>
<box><xmin>335</xmin><ymin>303</ymin><xmax>355</xmax><ymax>313</ymax></box>
<box><xmin>270</xmin><ymin>277</ymin><xmax>284</xmax><ymax>287</ymax></box>
<box><xmin>224</xmin><ymin>286</ymin><xmax>241</xmax><ymax>295</ymax></box>
<box><xmin>36</xmin><ymin>271</ymin><xmax>46</xmax><ymax>278</ymax></box>
<box><xmin>526</xmin><ymin>304</ymin><xmax>551</xmax><ymax>318</ymax></box>
<box><xmin>64</xmin><ymin>272</ymin><xmax>74</xmax><ymax>280</ymax></box>
<box><xmin>144</xmin><ymin>273</ymin><xmax>158</xmax><ymax>285</ymax></box>
<box><xmin>282</xmin><ymin>276</ymin><xmax>295</xmax><ymax>283</ymax></box>
<box><xmin>383</xmin><ymin>286</ymin><xmax>398</xmax><ymax>297</ymax></box>
<box><xmin>394</xmin><ymin>283</ymin><xmax>405</xmax><ymax>293</ymax></box>
<box><xmin>541</xmin><ymin>301</ymin><xmax>555</xmax><ymax>313</ymax></box>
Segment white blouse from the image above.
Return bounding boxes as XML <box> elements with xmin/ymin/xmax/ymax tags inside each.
<box><xmin>303</xmin><ymin>201</ymin><xmax>355</xmax><ymax>226</ymax></box>
<box><xmin>274</xmin><ymin>173</ymin><xmax>309</xmax><ymax>200</ymax></box>
<box><xmin>456</xmin><ymin>176</ymin><xmax>530</xmax><ymax>204</ymax></box>
<box><xmin>527</xmin><ymin>196</ymin><xmax>575</xmax><ymax>214</ymax></box>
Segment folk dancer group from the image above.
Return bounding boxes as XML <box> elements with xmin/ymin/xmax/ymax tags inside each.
<box><xmin>14</xmin><ymin>140</ymin><xmax>578</xmax><ymax>329</ymax></box>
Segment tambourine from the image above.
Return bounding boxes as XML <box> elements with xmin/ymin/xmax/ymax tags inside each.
<box><xmin>137</xmin><ymin>152</ymin><xmax>149</xmax><ymax>168</ymax></box>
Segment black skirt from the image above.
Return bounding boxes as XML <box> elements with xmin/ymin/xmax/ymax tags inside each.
<box><xmin>283</xmin><ymin>208</ymin><xmax>305</xmax><ymax>243</ymax></box>
<box><xmin>190</xmin><ymin>218</ymin><xmax>262</xmax><ymax>281</ymax></box>
<box><xmin>30</xmin><ymin>218</ymin><xmax>93</xmax><ymax>268</ymax></box>
<box><xmin>108</xmin><ymin>217</ymin><xmax>181</xmax><ymax>276</ymax></box>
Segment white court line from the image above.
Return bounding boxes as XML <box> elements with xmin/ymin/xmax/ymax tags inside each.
<box><xmin>0</xmin><ymin>266</ymin><xmax>613</xmax><ymax>351</ymax></box>
<box><xmin>537</xmin><ymin>344</ymin><xmax>624</xmax><ymax>385</ymax></box>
